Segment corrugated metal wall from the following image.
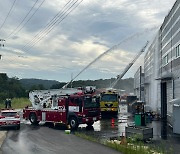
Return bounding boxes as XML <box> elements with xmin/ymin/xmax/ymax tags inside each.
<box><xmin>167</xmin><ymin>81</ymin><xmax>173</xmax><ymax>105</ymax></box>
<box><xmin>167</xmin><ymin>80</ymin><xmax>173</xmax><ymax>117</ymax></box>
<box><xmin>144</xmin><ymin>85</ymin><xmax>148</xmax><ymax>105</ymax></box>
<box><xmin>174</xmin><ymin>78</ymin><xmax>180</xmax><ymax>98</ymax></box>
<box><xmin>157</xmin><ymin>82</ymin><xmax>161</xmax><ymax>113</ymax></box>
<box><xmin>167</xmin><ymin>81</ymin><xmax>173</xmax><ymax>124</ymax></box>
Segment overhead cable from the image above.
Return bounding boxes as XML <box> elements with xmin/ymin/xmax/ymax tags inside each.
<box><xmin>23</xmin><ymin>0</ymin><xmax>83</xmax><ymax>52</ymax></box>
<box><xmin>6</xmin><ymin>0</ymin><xmax>39</xmax><ymax>39</ymax></box>
<box><xmin>0</xmin><ymin>0</ymin><xmax>17</xmax><ymax>33</ymax></box>
<box><xmin>21</xmin><ymin>0</ymin><xmax>74</xmax><ymax>51</ymax></box>
<box><xmin>12</xmin><ymin>0</ymin><xmax>46</xmax><ymax>37</ymax></box>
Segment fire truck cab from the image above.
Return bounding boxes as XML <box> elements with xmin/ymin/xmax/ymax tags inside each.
<box><xmin>100</xmin><ymin>89</ymin><xmax>119</xmax><ymax>114</ymax></box>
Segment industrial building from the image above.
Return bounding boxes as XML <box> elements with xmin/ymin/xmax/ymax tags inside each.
<box><xmin>144</xmin><ymin>35</ymin><xmax>160</xmax><ymax>112</ymax></box>
<box><xmin>159</xmin><ymin>0</ymin><xmax>180</xmax><ymax>125</ymax></box>
<box><xmin>134</xmin><ymin>66</ymin><xmax>145</xmax><ymax>102</ymax></box>
<box><xmin>135</xmin><ymin>0</ymin><xmax>180</xmax><ymax>126</ymax></box>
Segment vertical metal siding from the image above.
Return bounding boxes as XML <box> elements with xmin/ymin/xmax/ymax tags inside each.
<box><xmin>167</xmin><ymin>81</ymin><xmax>173</xmax><ymax>125</ymax></box>
<box><xmin>174</xmin><ymin>78</ymin><xmax>180</xmax><ymax>98</ymax></box>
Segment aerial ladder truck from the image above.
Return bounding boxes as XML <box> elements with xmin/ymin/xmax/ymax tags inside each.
<box><xmin>23</xmin><ymin>88</ymin><xmax>101</xmax><ymax>130</ymax></box>
<box><xmin>100</xmin><ymin>42</ymin><xmax>149</xmax><ymax>114</ymax></box>
<box><xmin>110</xmin><ymin>41</ymin><xmax>149</xmax><ymax>89</ymax></box>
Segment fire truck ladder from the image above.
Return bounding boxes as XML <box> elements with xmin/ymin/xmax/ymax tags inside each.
<box><xmin>29</xmin><ymin>88</ymin><xmax>82</xmax><ymax>110</ymax></box>
<box><xmin>110</xmin><ymin>41</ymin><xmax>149</xmax><ymax>89</ymax></box>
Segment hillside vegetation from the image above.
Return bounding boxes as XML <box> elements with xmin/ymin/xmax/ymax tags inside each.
<box><xmin>0</xmin><ymin>73</ymin><xmax>134</xmax><ymax>103</ymax></box>
<box><xmin>20</xmin><ymin>78</ymin><xmax>59</xmax><ymax>89</ymax></box>
<box><xmin>0</xmin><ymin>73</ymin><xmax>27</xmax><ymax>102</ymax></box>
<box><xmin>51</xmin><ymin>78</ymin><xmax>134</xmax><ymax>93</ymax></box>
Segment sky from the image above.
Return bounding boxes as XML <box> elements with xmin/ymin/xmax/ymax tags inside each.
<box><xmin>0</xmin><ymin>0</ymin><xmax>177</xmax><ymax>82</ymax></box>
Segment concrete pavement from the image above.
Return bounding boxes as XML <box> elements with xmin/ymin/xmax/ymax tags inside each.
<box><xmin>0</xmin><ymin>131</ymin><xmax>7</xmax><ymax>154</ymax></box>
<box><xmin>2</xmin><ymin>124</ymin><xmax>121</xmax><ymax>154</ymax></box>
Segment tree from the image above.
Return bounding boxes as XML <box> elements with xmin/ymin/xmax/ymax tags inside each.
<box><xmin>50</xmin><ymin>83</ymin><xmax>66</xmax><ymax>89</ymax></box>
<box><xmin>29</xmin><ymin>84</ymin><xmax>45</xmax><ymax>91</ymax></box>
<box><xmin>0</xmin><ymin>74</ymin><xmax>27</xmax><ymax>102</ymax></box>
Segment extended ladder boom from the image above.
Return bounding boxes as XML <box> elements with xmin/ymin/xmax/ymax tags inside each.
<box><xmin>29</xmin><ymin>88</ymin><xmax>82</xmax><ymax>109</ymax></box>
<box><xmin>110</xmin><ymin>41</ymin><xmax>149</xmax><ymax>88</ymax></box>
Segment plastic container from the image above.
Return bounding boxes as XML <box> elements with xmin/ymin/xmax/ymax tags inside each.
<box><xmin>65</xmin><ymin>130</ymin><xmax>71</xmax><ymax>134</ymax></box>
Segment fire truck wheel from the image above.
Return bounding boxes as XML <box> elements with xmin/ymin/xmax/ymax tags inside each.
<box><xmin>87</xmin><ymin>122</ymin><xmax>94</xmax><ymax>127</ymax></box>
<box><xmin>29</xmin><ymin>113</ymin><xmax>39</xmax><ymax>125</ymax></box>
<box><xmin>16</xmin><ymin>125</ymin><xmax>20</xmax><ymax>130</ymax></box>
<box><xmin>69</xmin><ymin>116</ymin><xmax>78</xmax><ymax>130</ymax></box>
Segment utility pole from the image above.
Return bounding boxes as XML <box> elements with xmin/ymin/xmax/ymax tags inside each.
<box><xmin>0</xmin><ymin>39</ymin><xmax>5</xmax><ymax>47</ymax></box>
<box><xmin>0</xmin><ymin>39</ymin><xmax>5</xmax><ymax>60</ymax></box>
<box><xmin>71</xmin><ymin>73</ymin><xmax>73</xmax><ymax>88</ymax></box>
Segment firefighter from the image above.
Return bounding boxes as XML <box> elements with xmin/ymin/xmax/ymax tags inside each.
<box><xmin>8</xmin><ymin>98</ymin><xmax>12</xmax><ymax>108</ymax></box>
<box><xmin>5</xmin><ymin>98</ymin><xmax>8</xmax><ymax>108</ymax></box>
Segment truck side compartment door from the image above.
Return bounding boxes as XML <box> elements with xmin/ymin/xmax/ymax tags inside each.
<box><xmin>42</xmin><ymin>112</ymin><xmax>46</xmax><ymax>122</ymax></box>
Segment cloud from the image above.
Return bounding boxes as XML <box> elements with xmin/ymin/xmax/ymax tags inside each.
<box><xmin>4</xmin><ymin>47</ymin><xmax>25</xmax><ymax>54</ymax></box>
<box><xmin>0</xmin><ymin>0</ymin><xmax>176</xmax><ymax>81</ymax></box>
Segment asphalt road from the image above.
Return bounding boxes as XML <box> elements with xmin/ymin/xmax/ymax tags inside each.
<box><xmin>1</xmin><ymin>123</ymin><xmax>121</xmax><ymax>154</ymax></box>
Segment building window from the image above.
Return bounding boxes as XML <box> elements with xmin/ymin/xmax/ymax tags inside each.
<box><xmin>176</xmin><ymin>44</ymin><xmax>180</xmax><ymax>58</ymax></box>
<box><xmin>163</xmin><ymin>54</ymin><xmax>169</xmax><ymax>66</ymax></box>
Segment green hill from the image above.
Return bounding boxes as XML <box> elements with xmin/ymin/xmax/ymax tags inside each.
<box><xmin>0</xmin><ymin>75</ymin><xmax>134</xmax><ymax>101</ymax></box>
<box><xmin>20</xmin><ymin>78</ymin><xmax>60</xmax><ymax>89</ymax></box>
<box><xmin>50</xmin><ymin>78</ymin><xmax>134</xmax><ymax>93</ymax></box>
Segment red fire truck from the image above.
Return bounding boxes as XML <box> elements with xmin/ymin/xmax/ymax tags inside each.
<box><xmin>23</xmin><ymin>88</ymin><xmax>100</xmax><ymax>130</ymax></box>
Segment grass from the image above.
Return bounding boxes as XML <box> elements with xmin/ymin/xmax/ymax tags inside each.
<box><xmin>105</xmin><ymin>140</ymin><xmax>162</xmax><ymax>154</ymax></box>
<box><xmin>0</xmin><ymin>98</ymin><xmax>31</xmax><ymax>109</ymax></box>
<box><xmin>74</xmin><ymin>132</ymin><xmax>169</xmax><ymax>154</ymax></box>
<box><xmin>75</xmin><ymin>132</ymin><xmax>99</xmax><ymax>143</ymax></box>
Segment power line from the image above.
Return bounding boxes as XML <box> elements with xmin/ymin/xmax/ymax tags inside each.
<box><xmin>25</xmin><ymin>0</ymin><xmax>83</xmax><ymax>52</ymax></box>
<box><xmin>11</xmin><ymin>0</ymin><xmax>46</xmax><ymax>37</ymax></box>
<box><xmin>0</xmin><ymin>0</ymin><xmax>17</xmax><ymax>33</ymax></box>
<box><xmin>21</xmin><ymin>0</ymin><xmax>74</xmax><ymax>51</ymax></box>
<box><xmin>1</xmin><ymin>53</ymin><xmax>74</xmax><ymax>71</ymax></box>
<box><xmin>6</xmin><ymin>0</ymin><xmax>39</xmax><ymax>39</ymax></box>
<box><xmin>23</xmin><ymin>0</ymin><xmax>83</xmax><ymax>52</ymax></box>
<box><xmin>25</xmin><ymin>0</ymin><xmax>80</xmax><ymax>52</ymax></box>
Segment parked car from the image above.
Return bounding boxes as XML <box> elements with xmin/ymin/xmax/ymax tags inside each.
<box><xmin>0</xmin><ymin>109</ymin><xmax>20</xmax><ymax>130</ymax></box>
